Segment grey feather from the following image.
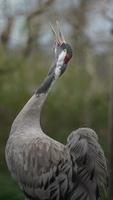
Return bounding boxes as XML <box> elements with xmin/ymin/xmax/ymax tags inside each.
<box><xmin>67</xmin><ymin>128</ymin><xmax>108</xmax><ymax>200</ymax></box>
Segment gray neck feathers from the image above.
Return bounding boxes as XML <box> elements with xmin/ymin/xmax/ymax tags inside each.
<box><xmin>11</xmin><ymin>72</ymin><xmax>56</xmax><ymax>135</ymax></box>
<box><xmin>36</xmin><ymin>73</ymin><xmax>55</xmax><ymax>95</ymax></box>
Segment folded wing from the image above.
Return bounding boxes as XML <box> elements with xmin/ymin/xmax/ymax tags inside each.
<box><xmin>67</xmin><ymin>128</ymin><xmax>108</xmax><ymax>200</ymax></box>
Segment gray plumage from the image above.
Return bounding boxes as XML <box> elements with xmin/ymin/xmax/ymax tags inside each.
<box><xmin>5</xmin><ymin>24</ymin><xmax>107</xmax><ymax>200</ymax></box>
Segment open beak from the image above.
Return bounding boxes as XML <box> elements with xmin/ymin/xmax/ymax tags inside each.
<box><xmin>50</xmin><ymin>21</ymin><xmax>66</xmax><ymax>46</ymax></box>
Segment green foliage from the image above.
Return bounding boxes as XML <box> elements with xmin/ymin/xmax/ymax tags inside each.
<box><xmin>0</xmin><ymin>172</ymin><xmax>24</xmax><ymax>200</ymax></box>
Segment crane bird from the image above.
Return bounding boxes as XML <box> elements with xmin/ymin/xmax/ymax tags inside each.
<box><xmin>5</xmin><ymin>22</ymin><xmax>108</xmax><ymax>200</ymax></box>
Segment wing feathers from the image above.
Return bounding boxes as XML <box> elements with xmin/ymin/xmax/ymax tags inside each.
<box><xmin>67</xmin><ymin>128</ymin><xmax>108</xmax><ymax>200</ymax></box>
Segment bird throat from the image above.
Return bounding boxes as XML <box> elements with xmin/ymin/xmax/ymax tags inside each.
<box><xmin>36</xmin><ymin>73</ymin><xmax>55</xmax><ymax>95</ymax></box>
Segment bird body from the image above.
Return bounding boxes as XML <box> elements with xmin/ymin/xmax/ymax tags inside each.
<box><xmin>5</xmin><ymin>23</ymin><xmax>107</xmax><ymax>200</ymax></box>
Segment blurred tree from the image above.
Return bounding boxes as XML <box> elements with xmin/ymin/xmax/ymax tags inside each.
<box><xmin>24</xmin><ymin>0</ymin><xmax>55</xmax><ymax>55</ymax></box>
<box><xmin>66</xmin><ymin>0</ymin><xmax>89</xmax><ymax>66</ymax></box>
<box><xmin>0</xmin><ymin>0</ymin><xmax>14</xmax><ymax>47</ymax></box>
<box><xmin>102</xmin><ymin>2</ymin><xmax>113</xmax><ymax>198</ymax></box>
<box><xmin>0</xmin><ymin>0</ymin><xmax>55</xmax><ymax>54</ymax></box>
<box><xmin>1</xmin><ymin>16</ymin><xmax>13</xmax><ymax>47</ymax></box>
<box><xmin>108</xmin><ymin>50</ymin><xmax>113</xmax><ymax>199</ymax></box>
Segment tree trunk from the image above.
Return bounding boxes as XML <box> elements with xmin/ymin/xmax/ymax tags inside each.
<box><xmin>1</xmin><ymin>17</ymin><xmax>13</xmax><ymax>47</ymax></box>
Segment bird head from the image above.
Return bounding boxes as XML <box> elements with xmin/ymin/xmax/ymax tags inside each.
<box><xmin>36</xmin><ymin>22</ymin><xmax>72</xmax><ymax>95</ymax></box>
<box><xmin>49</xmin><ymin>21</ymin><xmax>73</xmax><ymax>79</ymax></box>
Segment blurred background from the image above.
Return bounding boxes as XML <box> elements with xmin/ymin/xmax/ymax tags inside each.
<box><xmin>0</xmin><ymin>0</ymin><xmax>113</xmax><ymax>199</ymax></box>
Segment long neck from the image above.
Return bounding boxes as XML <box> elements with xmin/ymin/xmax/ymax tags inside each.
<box><xmin>11</xmin><ymin>71</ymin><xmax>56</xmax><ymax>135</ymax></box>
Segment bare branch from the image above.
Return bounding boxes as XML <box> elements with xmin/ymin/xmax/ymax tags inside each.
<box><xmin>27</xmin><ymin>0</ymin><xmax>54</xmax><ymax>21</ymax></box>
